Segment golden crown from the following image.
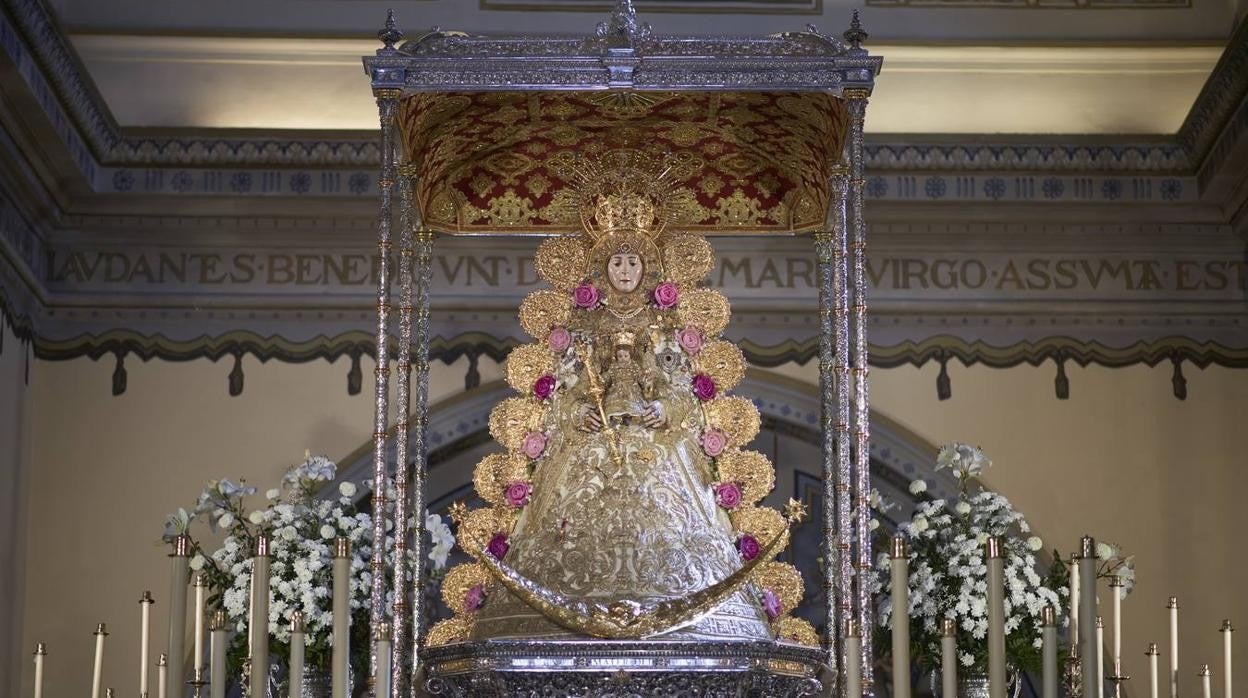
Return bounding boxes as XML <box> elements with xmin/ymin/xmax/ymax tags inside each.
<box><xmin>564</xmin><ymin>149</ymin><xmax>684</xmax><ymax>241</ymax></box>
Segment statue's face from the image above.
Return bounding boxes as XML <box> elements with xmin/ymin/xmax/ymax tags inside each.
<box><xmin>606</xmin><ymin>253</ymin><xmax>643</xmax><ymax>293</ymax></box>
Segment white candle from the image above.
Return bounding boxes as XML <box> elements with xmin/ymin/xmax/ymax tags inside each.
<box><xmin>1097</xmin><ymin>616</ymin><xmax>1106</xmax><ymax>698</ymax></box>
<box><xmin>1070</xmin><ymin>554</ymin><xmax>1081</xmax><ymax>635</ymax></box>
<box><xmin>332</xmin><ymin>538</ymin><xmax>350</xmax><ymax>698</ymax></box>
<box><xmin>1042</xmin><ymin>607</ymin><xmax>1058</xmax><ymax>698</ymax></box>
<box><xmin>139</xmin><ymin>592</ymin><xmax>153</xmax><ymax>696</ymax></box>
<box><xmin>1170</xmin><ymin>597</ymin><xmax>1180</xmax><ymax>698</ymax></box>
<box><xmin>210</xmin><ymin>611</ymin><xmax>228</xmax><ymax>698</ymax></box>
<box><xmin>987</xmin><ymin>537</ymin><xmax>1007</xmax><ymax>698</ymax></box>
<box><xmin>1112</xmin><ymin>577</ymin><xmax>1123</xmax><ymax>674</ymax></box>
<box><xmin>846</xmin><ymin>620</ymin><xmax>863</xmax><ymax>698</ymax></box>
<box><xmin>1201</xmin><ymin>664</ymin><xmax>1213</xmax><ymax>698</ymax></box>
<box><xmin>91</xmin><ymin>624</ymin><xmax>108</xmax><ymax>698</ymax></box>
<box><xmin>289</xmin><ymin>613</ymin><xmax>306</xmax><ymax>698</ymax></box>
<box><xmin>156</xmin><ymin>653</ymin><xmax>166</xmax><ymax>698</ymax></box>
<box><xmin>1147</xmin><ymin>643</ymin><xmax>1160</xmax><ymax>698</ymax></box>
<box><xmin>192</xmin><ymin>574</ymin><xmax>206</xmax><ymax>671</ymax></box>
<box><xmin>1223</xmin><ymin>620</ymin><xmax>1234</xmax><ymax>698</ymax></box>
<box><xmin>890</xmin><ymin>536</ymin><xmax>911</xmax><ymax>698</ymax></box>
<box><xmin>941</xmin><ymin>619</ymin><xmax>957</xmax><ymax>698</ymax></box>
<box><xmin>373</xmin><ymin>623</ymin><xmax>393</xmax><ymax>698</ymax></box>
<box><xmin>250</xmin><ymin>535</ymin><xmax>271</xmax><ymax>689</ymax></box>
<box><xmin>32</xmin><ymin>643</ymin><xmax>46</xmax><ymax>698</ymax></box>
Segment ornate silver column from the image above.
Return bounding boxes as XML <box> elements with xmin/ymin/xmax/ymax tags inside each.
<box><xmin>407</xmin><ymin>224</ymin><xmax>433</xmax><ymax>695</ymax></box>
<box><xmin>368</xmin><ymin>86</ymin><xmax>400</xmax><ymax>695</ymax></box>
<box><xmin>389</xmin><ymin>163</ymin><xmax>416</xmax><ymax>698</ymax></box>
<box><xmin>844</xmin><ymin>85</ymin><xmax>875</xmax><ymax>695</ymax></box>
<box><xmin>816</xmin><ymin>166</ymin><xmax>852</xmax><ymax>696</ymax></box>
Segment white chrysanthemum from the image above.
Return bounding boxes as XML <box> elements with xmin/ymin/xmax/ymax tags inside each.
<box><xmin>912</xmin><ymin>516</ymin><xmax>929</xmax><ymax>532</ymax></box>
<box><xmin>1027</xmin><ymin>536</ymin><xmax>1043</xmax><ymax>551</ymax></box>
<box><xmin>265</xmin><ymin>488</ymin><xmax>280</xmax><ymax>501</ymax></box>
<box><xmin>218</xmin><ymin>512</ymin><xmax>235</xmax><ymax>529</ymax></box>
<box><xmin>189</xmin><ymin>554</ymin><xmax>206</xmax><ymax>571</ymax></box>
<box><xmin>1096</xmin><ymin>542</ymin><xmax>1115</xmax><ymax>560</ymax></box>
<box><xmin>319</xmin><ymin>525</ymin><xmax>336</xmax><ymax>540</ymax></box>
<box><xmin>248</xmin><ymin>510</ymin><xmax>265</xmax><ymax>525</ymax></box>
<box><xmin>339</xmin><ymin>481</ymin><xmax>357</xmax><ymax>498</ymax></box>
<box><xmin>909</xmin><ymin>479</ymin><xmax>927</xmax><ymax>495</ymax></box>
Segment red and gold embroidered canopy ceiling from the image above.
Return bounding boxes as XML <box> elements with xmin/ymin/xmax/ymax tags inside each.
<box><xmin>399</xmin><ymin>91</ymin><xmax>848</xmax><ymax>236</ymax></box>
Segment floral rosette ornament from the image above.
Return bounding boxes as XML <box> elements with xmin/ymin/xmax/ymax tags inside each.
<box><xmin>873</xmin><ymin>443</ymin><xmax>1066</xmax><ymax>676</ymax></box>
<box><xmin>652</xmin><ymin>280</ymin><xmax>680</xmax><ymax>309</ymax></box>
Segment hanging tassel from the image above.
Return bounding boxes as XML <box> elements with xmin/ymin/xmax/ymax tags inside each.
<box><xmin>465</xmin><ymin>351</ymin><xmax>481</xmax><ymax>390</ymax></box>
<box><xmin>936</xmin><ymin>353</ymin><xmax>951</xmax><ymax>401</ymax></box>
<box><xmin>347</xmin><ymin>350</ymin><xmax>363</xmax><ymax>396</ymax></box>
<box><xmin>1171</xmin><ymin>356</ymin><xmax>1188</xmax><ymax>400</ymax></box>
<box><xmin>111</xmin><ymin>352</ymin><xmax>127</xmax><ymax>396</ymax></box>
<box><xmin>228</xmin><ymin>353</ymin><xmax>245</xmax><ymax>396</ymax></box>
<box><xmin>1053</xmin><ymin>354</ymin><xmax>1069</xmax><ymax>400</ymax></box>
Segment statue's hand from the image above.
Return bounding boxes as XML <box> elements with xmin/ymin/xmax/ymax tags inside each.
<box><xmin>641</xmin><ymin>402</ymin><xmax>667</xmax><ymax>428</ymax></box>
<box><xmin>580</xmin><ymin>405</ymin><xmax>603</xmax><ymax>432</ymax></box>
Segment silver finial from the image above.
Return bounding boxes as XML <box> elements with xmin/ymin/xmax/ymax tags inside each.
<box><xmin>844</xmin><ymin>10</ymin><xmax>867</xmax><ymax>50</ymax></box>
<box><xmin>596</xmin><ymin>0</ymin><xmax>651</xmax><ymax>44</ymax></box>
<box><xmin>378</xmin><ymin>9</ymin><xmax>404</xmax><ymax>50</ymax></box>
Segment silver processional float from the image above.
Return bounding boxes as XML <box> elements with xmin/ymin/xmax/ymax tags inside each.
<box><xmin>360</xmin><ymin>1</ymin><xmax>881</xmax><ymax>695</ymax></box>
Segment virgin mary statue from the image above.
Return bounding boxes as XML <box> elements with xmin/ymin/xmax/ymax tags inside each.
<box><xmin>429</xmin><ymin>151</ymin><xmax>816</xmax><ymax>648</ymax></box>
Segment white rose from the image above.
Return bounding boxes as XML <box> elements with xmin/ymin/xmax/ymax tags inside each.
<box><xmin>1027</xmin><ymin>536</ymin><xmax>1043</xmax><ymax>551</ymax></box>
<box><xmin>1096</xmin><ymin>542</ymin><xmax>1115</xmax><ymax>560</ymax></box>
<box><xmin>912</xmin><ymin>516</ymin><xmax>929</xmax><ymax>532</ymax></box>
<box><xmin>869</xmin><ymin>518</ymin><xmax>880</xmax><ymax>531</ymax></box>
<box><xmin>189</xmin><ymin>554</ymin><xmax>206</xmax><ymax>571</ymax></box>
<box><xmin>320</xmin><ymin>525</ymin><xmax>336</xmax><ymax>540</ymax></box>
<box><xmin>218</xmin><ymin>513</ymin><xmax>235</xmax><ymax>529</ymax></box>
<box><xmin>339</xmin><ymin>482</ymin><xmax>357</xmax><ymax>498</ymax></box>
<box><xmin>955</xmin><ymin>501</ymin><xmax>972</xmax><ymax>515</ymax></box>
<box><xmin>909</xmin><ymin>479</ymin><xmax>927</xmax><ymax>495</ymax></box>
<box><xmin>248</xmin><ymin>511</ymin><xmax>265</xmax><ymax>525</ymax></box>
<box><xmin>265</xmin><ymin>488</ymin><xmax>280</xmax><ymax>501</ymax></box>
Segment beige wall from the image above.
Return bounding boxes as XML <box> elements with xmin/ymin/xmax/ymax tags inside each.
<box><xmin>1</xmin><ymin>320</ymin><xmax>34</xmax><ymax>698</ymax></box>
<box><xmin>777</xmin><ymin>358</ymin><xmax>1248</xmax><ymax>689</ymax></box>
<box><xmin>15</xmin><ymin>352</ymin><xmax>1248</xmax><ymax>695</ymax></box>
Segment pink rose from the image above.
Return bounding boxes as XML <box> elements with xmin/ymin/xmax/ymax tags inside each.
<box><xmin>548</xmin><ymin>327</ymin><xmax>572</xmax><ymax>353</ymax></box>
<box><xmin>677</xmin><ymin>326</ymin><xmax>704</xmax><ymax>354</ymax></box>
<box><xmin>737</xmin><ymin>534</ymin><xmax>760</xmax><ymax>561</ymax></box>
<box><xmin>504</xmin><ymin>481</ymin><xmax>532</xmax><ymax>508</ymax></box>
<box><xmin>701</xmin><ymin>429</ymin><xmax>728</xmax><ymax>457</ymax></box>
<box><xmin>692</xmin><ymin>373</ymin><xmax>717</xmax><ymax>401</ymax></box>
<box><xmin>521</xmin><ymin>431</ymin><xmax>548</xmax><ymax>459</ymax></box>
<box><xmin>465</xmin><ymin>583</ymin><xmax>485</xmax><ymax>612</ymax></box>
<box><xmin>761</xmin><ymin>588</ymin><xmax>782</xmax><ymax>620</ymax></box>
<box><xmin>533</xmin><ymin>374</ymin><xmax>556</xmax><ymax>400</ymax></box>
<box><xmin>652</xmin><ymin>281</ymin><xmax>680</xmax><ymax>309</ymax></box>
<box><xmin>487</xmin><ymin>533</ymin><xmax>510</xmax><ymax>560</ymax></box>
<box><xmin>572</xmin><ymin>282</ymin><xmax>600</xmax><ymax>310</ymax></box>
<box><xmin>714</xmin><ymin>482</ymin><xmax>743</xmax><ymax>510</ymax></box>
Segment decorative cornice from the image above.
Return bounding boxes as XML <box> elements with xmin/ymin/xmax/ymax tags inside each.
<box><xmin>1</xmin><ymin>0</ymin><xmax>118</xmax><ymax>156</ymax></box>
<box><xmin>864</xmin><ymin>142</ymin><xmax>1191</xmax><ymax>173</ymax></box>
<box><xmin>1178</xmin><ymin>16</ymin><xmax>1248</xmax><ymax>165</ymax></box>
<box><xmin>25</xmin><ymin>329</ymin><xmax>1246</xmax><ymax>400</ymax></box>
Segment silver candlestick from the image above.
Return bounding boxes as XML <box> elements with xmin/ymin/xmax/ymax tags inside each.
<box><xmin>188</xmin><ymin>666</ymin><xmax>208</xmax><ymax>698</ymax></box>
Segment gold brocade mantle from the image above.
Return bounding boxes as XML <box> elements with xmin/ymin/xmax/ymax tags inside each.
<box><xmin>398</xmin><ymin>91</ymin><xmax>848</xmax><ymax>235</ymax></box>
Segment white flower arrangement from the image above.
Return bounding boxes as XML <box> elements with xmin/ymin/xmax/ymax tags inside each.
<box><xmin>875</xmin><ymin>443</ymin><xmax>1065</xmax><ymax>675</ymax></box>
<box><xmin>162</xmin><ymin>455</ymin><xmax>452</xmax><ymax>674</ymax></box>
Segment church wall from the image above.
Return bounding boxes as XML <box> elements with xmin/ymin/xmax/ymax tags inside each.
<box><xmin>0</xmin><ymin>320</ymin><xmax>34</xmax><ymax>698</ymax></box>
<box><xmin>16</xmin><ymin>354</ymin><xmax>1247</xmax><ymax>695</ymax></box>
